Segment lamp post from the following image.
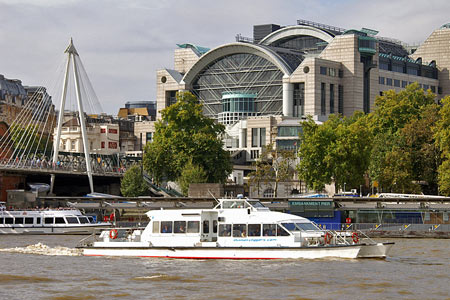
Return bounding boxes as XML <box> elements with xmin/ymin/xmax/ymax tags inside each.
<box><xmin>344</xmin><ymin>182</ymin><xmax>346</xmax><ymax>193</ymax></box>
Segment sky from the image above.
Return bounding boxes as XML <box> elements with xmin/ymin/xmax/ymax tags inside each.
<box><xmin>1</xmin><ymin>0</ymin><xmax>449</xmax><ymax>115</ymax></box>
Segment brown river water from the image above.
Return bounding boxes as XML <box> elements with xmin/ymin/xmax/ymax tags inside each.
<box><xmin>0</xmin><ymin>236</ymin><xmax>448</xmax><ymax>300</ymax></box>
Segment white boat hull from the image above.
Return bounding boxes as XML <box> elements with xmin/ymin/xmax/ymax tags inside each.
<box><xmin>357</xmin><ymin>242</ymin><xmax>394</xmax><ymax>258</ymax></box>
<box><xmin>0</xmin><ymin>225</ymin><xmax>110</xmax><ymax>235</ymax></box>
<box><xmin>83</xmin><ymin>245</ymin><xmax>361</xmax><ymax>259</ymax></box>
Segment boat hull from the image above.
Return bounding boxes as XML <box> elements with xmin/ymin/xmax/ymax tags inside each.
<box><xmin>357</xmin><ymin>242</ymin><xmax>394</xmax><ymax>258</ymax></box>
<box><xmin>83</xmin><ymin>245</ymin><xmax>361</xmax><ymax>259</ymax></box>
<box><xmin>0</xmin><ymin>225</ymin><xmax>110</xmax><ymax>235</ymax></box>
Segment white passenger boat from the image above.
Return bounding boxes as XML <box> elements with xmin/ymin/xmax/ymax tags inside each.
<box><xmin>80</xmin><ymin>197</ymin><xmax>394</xmax><ymax>259</ymax></box>
<box><xmin>0</xmin><ymin>202</ymin><xmax>111</xmax><ymax>234</ymax></box>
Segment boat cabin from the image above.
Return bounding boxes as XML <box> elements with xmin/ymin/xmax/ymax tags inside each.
<box><xmin>140</xmin><ymin>197</ymin><xmax>324</xmax><ymax>247</ymax></box>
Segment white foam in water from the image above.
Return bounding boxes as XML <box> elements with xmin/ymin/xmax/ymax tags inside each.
<box><xmin>0</xmin><ymin>242</ymin><xmax>82</xmax><ymax>256</ymax></box>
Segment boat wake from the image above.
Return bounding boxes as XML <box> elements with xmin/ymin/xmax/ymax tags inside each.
<box><xmin>0</xmin><ymin>242</ymin><xmax>82</xmax><ymax>256</ymax></box>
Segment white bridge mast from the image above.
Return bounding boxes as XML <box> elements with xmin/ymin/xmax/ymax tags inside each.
<box><xmin>50</xmin><ymin>39</ymin><xmax>94</xmax><ymax>194</ymax></box>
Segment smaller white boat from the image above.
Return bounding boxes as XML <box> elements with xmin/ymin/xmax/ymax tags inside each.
<box><xmin>0</xmin><ymin>202</ymin><xmax>111</xmax><ymax>235</ymax></box>
<box><xmin>79</xmin><ymin>196</ymin><xmax>394</xmax><ymax>259</ymax></box>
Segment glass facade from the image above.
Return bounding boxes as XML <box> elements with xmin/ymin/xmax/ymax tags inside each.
<box><xmin>278</xmin><ymin>126</ymin><xmax>302</xmax><ymax>137</ymax></box>
<box><xmin>192</xmin><ymin>53</ymin><xmax>284</xmax><ymax>120</ymax></box>
<box><xmin>219</xmin><ymin>92</ymin><xmax>257</xmax><ymax>124</ymax></box>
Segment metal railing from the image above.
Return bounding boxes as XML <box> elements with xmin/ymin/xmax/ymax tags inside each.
<box><xmin>316</xmin><ymin>223</ymin><xmax>450</xmax><ymax>232</ymax></box>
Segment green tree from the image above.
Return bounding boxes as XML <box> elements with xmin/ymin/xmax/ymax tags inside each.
<box><xmin>120</xmin><ymin>165</ymin><xmax>148</xmax><ymax>197</ymax></box>
<box><xmin>368</xmin><ymin>83</ymin><xmax>440</xmax><ymax>193</ymax></box>
<box><xmin>10</xmin><ymin>124</ymin><xmax>49</xmax><ymax>152</ymax></box>
<box><xmin>297</xmin><ymin>113</ymin><xmax>371</xmax><ymax>192</ymax></box>
<box><xmin>434</xmin><ymin>96</ymin><xmax>450</xmax><ymax>195</ymax></box>
<box><xmin>249</xmin><ymin>143</ymin><xmax>296</xmax><ymax>197</ymax></box>
<box><xmin>143</xmin><ymin>91</ymin><xmax>232</xmax><ymax>184</ymax></box>
<box><xmin>177</xmin><ymin>160</ymin><xmax>208</xmax><ymax>196</ymax></box>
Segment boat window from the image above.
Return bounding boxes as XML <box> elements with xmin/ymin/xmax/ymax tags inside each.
<box><xmin>0</xmin><ymin>217</ymin><xmax>3</xmax><ymax>224</ymax></box>
<box><xmin>263</xmin><ymin>224</ymin><xmax>276</xmax><ymax>236</ymax></box>
<box><xmin>174</xmin><ymin>221</ymin><xmax>186</xmax><ymax>233</ymax></box>
<box><xmin>248</xmin><ymin>200</ymin><xmax>266</xmax><ymax>209</ymax></box>
<box><xmin>219</xmin><ymin>224</ymin><xmax>231</xmax><ymax>236</ymax></box>
<box><xmin>66</xmin><ymin>217</ymin><xmax>79</xmax><ymax>224</ymax></box>
<box><xmin>277</xmin><ymin>224</ymin><xmax>290</xmax><ymax>236</ymax></box>
<box><xmin>55</xmin><ymin>217</ymin><xmax>66</xmax><ymax>224</ymax></box>
<box><xmin>213</xmin><ymin>220</ymin><xmax>217</xmax><ymax>233</ymax></box>
<box><xmin>233</xmin><ymin>224</ymin><xmax>247</xmax><ymax>237</ymax></box>
<box><xmin>36</xmin><ymin>217</ymin><xmax>41</xmax><ymax>224</ymax></box>
<box><xmin>152</xmin><ymin>221</ymin><xmax>160</xmax><ymax>233</ymax></box>
<box><xmin>203</xmin><ymin>220</ymin><xmax>209</xmax><ymax>234</ymax></box>
<box><xmin>222</xmin><ymin>201</ymin><xmax>247</xmax><ymax>209</ymax></box>
<box><xmin>161</xmin><ymin>221</ymin><xmax>173</xmax><ymax>233</ymax></box>
<box><xmin>187</xmin><ymin>221</ymin><xmax>200</xmax><ymax>233</ymax></box>
<box><xmin>14</xmin><ymin>217</ymin><xmax>24</xmax><ymax>225</ymax></box>
<box><xmin>248</xmin><ymin>224</ymin><xmax>261</xmax><ymax>236</ymax></box>
<box><xmin>88</xmin><ymin>216</ymin><xmax>95</xmax><ymax>224</ymax></box>
<box><xmin>5</xmin><ymin>217</ymin><xmax>13</xmax><ymax>224</ymax></box>
<box><xmin>281</xmin><ymin>223</ymin><xmax>297</xmax><ymax>231</ymax></box>
<box><xmin>44</xmin><ymin>217</ymin><xmax>54</xmax><ymax>224</ymax></box>
<box><xmin>79</xmin><ymin>217</ymin><xmax>89</xmax><ymax>224</ymax></box>
<box><xmin>295</xmin><ymin>222</ymin><xmax>319</xmax><ymax>231</ymax></box>
<box><xmin>25</xmin><ymin>217</ymin><xmax>34</xmax><ymax>224</ymax></box>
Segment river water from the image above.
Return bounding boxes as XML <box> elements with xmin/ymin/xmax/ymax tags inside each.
<box><xmin>0</xmin><ymin>236</ymin><xmax>448</xmax><ymax>300</ymax></box>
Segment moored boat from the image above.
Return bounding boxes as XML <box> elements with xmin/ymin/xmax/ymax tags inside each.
<box><xmin>79</xmin><ymin>196</ymin><xmax>393</xmax><ymax>259</ymax></box>
<box><xmin>0</xmin><ymin>202</ymin><xmax>111</xmax><ymax>234</ymax></box>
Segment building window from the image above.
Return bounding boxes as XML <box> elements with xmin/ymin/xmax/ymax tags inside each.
<box><xmin>320</xmin><ymin>66</ymin><xmax>327</xmax><ymax>75</ymax></box>
<box><xmin>260</xmin><ymin>128</ymin><xmax>266</xmax><ymax>147</ymax></box>
<box><xmin>108</xmin><ymin>142</ymin><xmax>117</xmax><ymax>149</ymax></box>
<box><xmin>101</xmin><ymin>141</ymin><xmax>105</xmax><ymax>149</ymax></box>
<box><xmin>392</xmin><ymin>64</ymin><xmax>403</xmax><ymax>73</ymax></box>
<box><xmin>278</xmin><ymin>126</ymin><xmax>302</xmax><ymax>137</ymax></box>
<box><xmin>329</xmin><ymin>84</ymin><xmax>335</xmax><ymax>114</ymax></box>
<box><xmin>263</xmin><ymin>188</ymin><xmax>274</xmax><ymax>198</ymax></box>
<box><xmin>407</xmin><ymin>67</ymin><xmax>418</xmax><ymax>76</ymax></box>
<box><xmin>321</xmin><ymin>83</ymin><xmax>326</xmax><ymax>115</ymax></box>
<box><xmin>146</xmin><ymin>132</ymin><xmax>152</xmax><ymax>143</ymax></box>
<box><xmin>402</xmin><ymin>80</ymin><xmax>407</xmax><ymax>88</ymax></box>
<box><xmin>423</xmin><ymin>84</ymin><xmax>429</xmax><ymax>90</ymax></box>
<box><xmin>100</xmin><ymin>128</ymin><xmax>106</xmax><ymax>133</ymax></box>
<box><xmin>328</xmin><ymin>68</ymin><xmax>336</xmax><ymax>77</ymax></box>
<box><xmin>338</xmin><ymin>85</ymin><xmax>344</xmax><ymax>114</ymax></box>
<box><xmin>394</xmin><ymin>79</ymin><xmax>400</xmax><ymax>87</ymax></box>
<box><xmin>71</xmin><ymin>140</ymin><xmax>76</xmax><ymax>150</ymax></box>
<box><xmin>386</xmin><ymin>78</ymin><xmax>392</xmax><ymax>86</ymax></box>
<box><xmin>379</xmin><ymin>61</ymin><xmax>389</xmax><ymax>70</ymax></box>
<box><xmin>108</xmin><ymin>128</ymin><xmax>118</xmax><ymax>134</ymax></box>
<box><xmin>379</xmin><ymin>77</ymin><xmax>385</xmax><ymax>85</ymax></box>
<box><xmin>251</xmin><ymin>128</ymin><xmax>258</xmax><ymax>147</ymax></box>
<box><xmin>431</xmin><ymin>86</ymin><xmax>436</xmax><ymax>93</ymax></box>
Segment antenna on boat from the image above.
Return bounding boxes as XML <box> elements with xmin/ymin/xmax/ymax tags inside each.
<box><xmin>208</xmin><ymin>190</ymin><xmax>220</xmax><ymax>205</ymax></box>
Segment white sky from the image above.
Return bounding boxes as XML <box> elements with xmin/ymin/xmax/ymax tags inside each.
<box><xmin>0</xmin><ymin>0</ymin><xmax>449</xmax><ymax>115</ymax></box>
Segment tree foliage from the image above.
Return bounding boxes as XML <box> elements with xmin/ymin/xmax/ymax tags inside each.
<box><xmin>143</xmin><ymin>91</ymin><xmax>232</xmax><ymax>185</ymax></box>
<box><xmin>177</xmin><ymin>160</ymin><xmax>208</xmax><ymax>196</ymax></box>
<box><xmin>297</xmin><ymin>113</ymin><xmax>371</xmax><ymax>192</ymax></box>
<box><xmin>248</xmin><ymin>143</ymin><xmax>296</xmax><ymax>197</ymax></box>
<box><xmin>434</xmin><ymin>96</ymin><xmax>450</xmax><ymax>195</ymax></box>
<box><xmin>120</xmin><ymin>165</ymin><xmax>148</xmax><ymax>197</ymax></box>
<box><xmin>10</xmin><ymin>124</ymin><xmax>50</xmax><ymax>152</ymax></box>
<box><xmin>368</xmin><ymin>83</ymin><xmax>440</xmax><ymax>193</ymax></box>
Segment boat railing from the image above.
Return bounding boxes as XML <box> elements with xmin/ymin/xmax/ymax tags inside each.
<box><xmin>77</xmin><ymin>227</ymin><xmax>146</xmax><ymax>247</ymax></box>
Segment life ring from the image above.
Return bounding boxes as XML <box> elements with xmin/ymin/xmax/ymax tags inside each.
<box><xmin>352</xmin><ymin>232</ymin><xmax>359</xmax><ymax>243</ymax></box>
<box><xmin>109</xmin><ymin>229</ymin><xmax>118</xmax><ymax>239</ymax></box>
<box><xmin>324</xmin><ymin>232</ymin><xmax>333</xmax><ymax>244</ymax></box>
